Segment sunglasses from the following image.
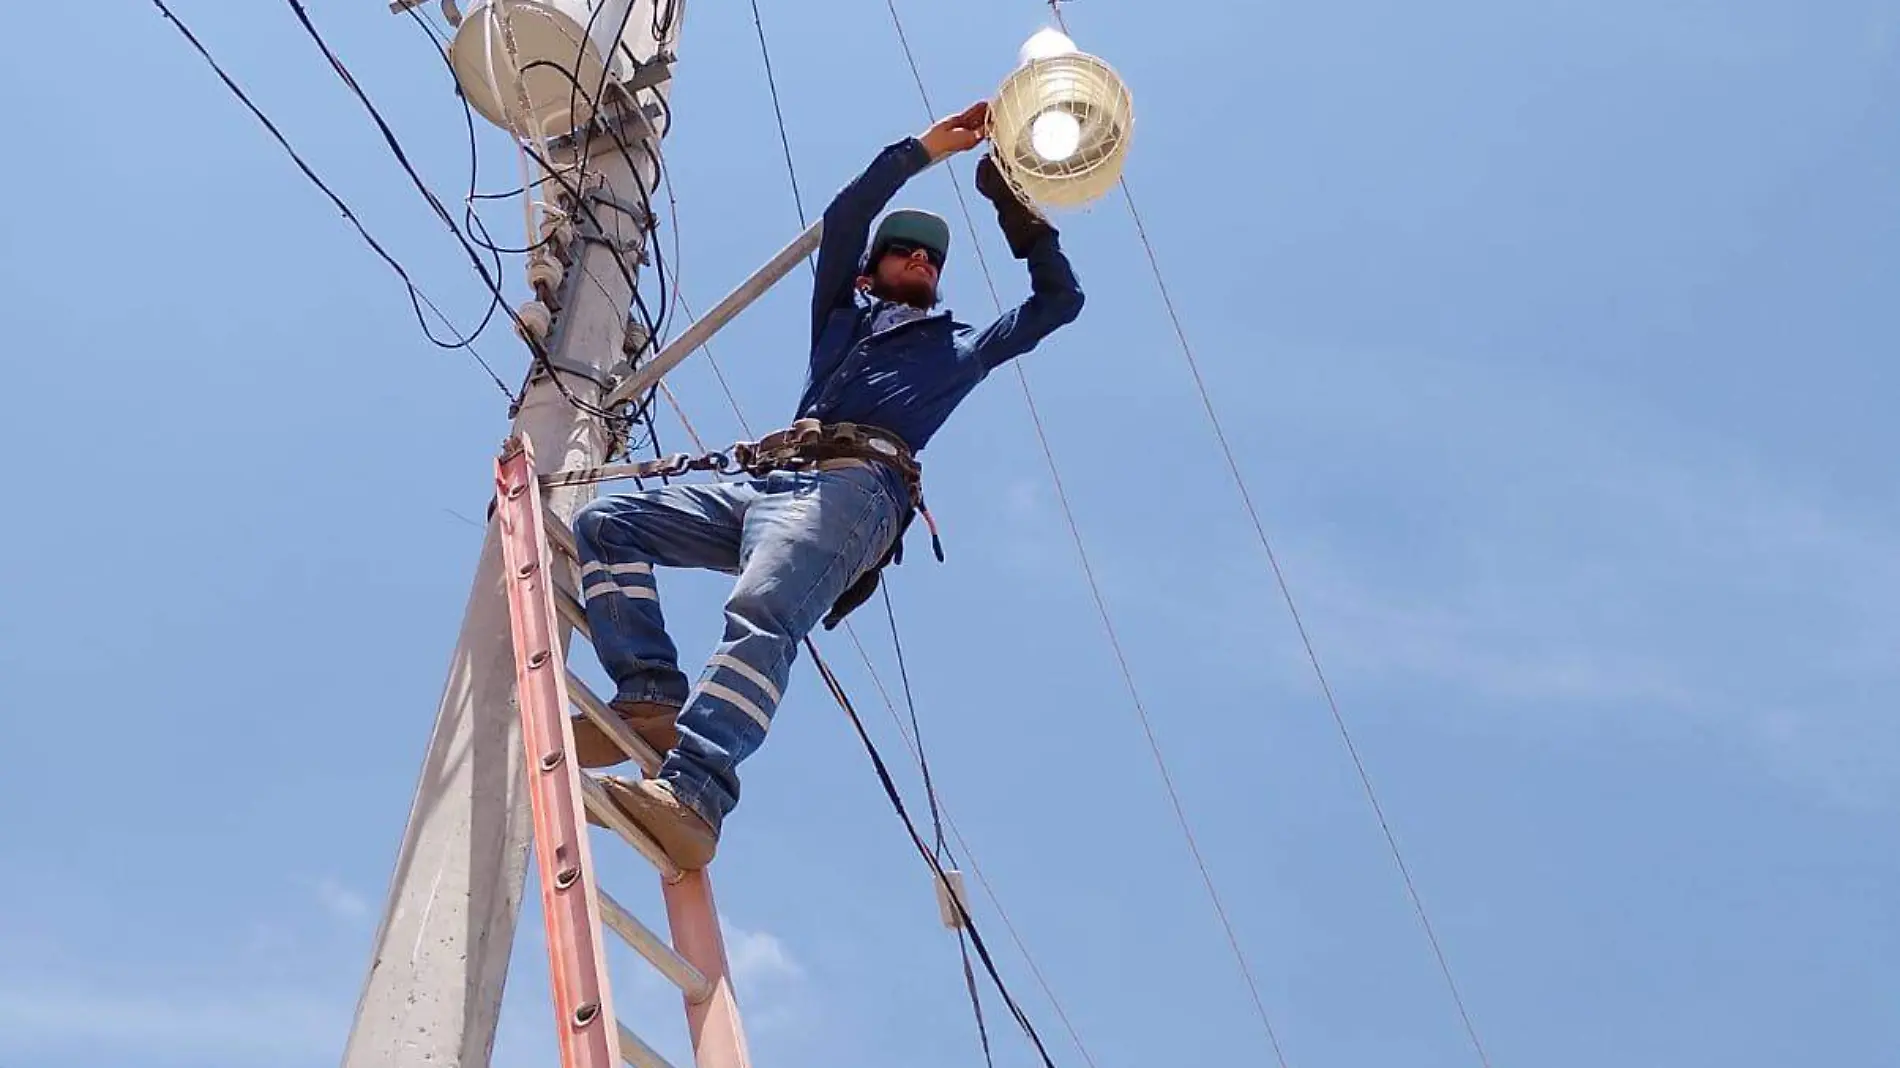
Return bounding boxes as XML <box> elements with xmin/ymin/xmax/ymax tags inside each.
<box><xmin>878</xmin><ymin>239</ymin><xmax>944</xmax><ymax>269</ymax></box>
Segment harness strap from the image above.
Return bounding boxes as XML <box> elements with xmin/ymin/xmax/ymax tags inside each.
<box><xmin>539</xmin><ymin>421</ymin><xmax>940</xmax><ymax>631</ymax></box>
<box><xmin>540</xmin><ymin>418</ymin><xmax>924</xmax><ymax>505</ymax></box>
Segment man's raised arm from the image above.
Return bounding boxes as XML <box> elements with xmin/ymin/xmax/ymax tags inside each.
<box><xmin>810</xmin><ymin>102</ymin><xmax>992</xmax><ymax>342</ymax></box>
<box><xmin>965</xmin><ymin>156</ymin><xmax>1086</xmax><ymax>370</ymax></box>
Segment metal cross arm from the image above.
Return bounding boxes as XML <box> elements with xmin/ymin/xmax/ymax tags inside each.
<box><xmin>603</xmin><ymin>219</ymin><xmax>823</xmax><ymax>410</ymax></box>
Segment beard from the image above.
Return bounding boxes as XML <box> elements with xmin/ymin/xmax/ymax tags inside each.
<box><xmin>869</xmin><ymin>275</ymin><xmax>939</xmax><ymax>309</ymax></box>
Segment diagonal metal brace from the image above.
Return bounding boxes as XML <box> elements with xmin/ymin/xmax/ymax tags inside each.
<box><xmin>602</xmin><ymin>219</ymin><xmax>823</xmax><ymax>410</ymax></box>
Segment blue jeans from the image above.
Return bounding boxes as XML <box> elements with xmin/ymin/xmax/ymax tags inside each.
<box><xmin>570</xmin><ymin>462</ymin><xmax>905</xmax><ymax>831</ymax></box>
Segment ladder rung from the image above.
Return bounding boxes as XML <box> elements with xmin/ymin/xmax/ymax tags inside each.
<box><xmin>599</xmin><ymin>888</ymin><xmax>714</xmax><ymax>1003</ymax></box>
<box><xmin>556</xmin><ymin>587</ymin><xmax>592</xmax><ymax>640</ymax></box>
<box><xmin>544</xmin><ymin>502</ymin><xmax>578</xmax><ymax>561</ymax></box>
<box><xmin>581</xmin><ymin>775</ymin><xmax>683</xmax><ymax>881</ymax></box>
<box><xmin>618</xmin><ymin>1022</ymin><xmax>680</xmax><ymax>1068</ymax></box>
<box><xmin>567</xmin><ymin>671</ymin><xmax>663</xmax><ymax>773</ymax></box>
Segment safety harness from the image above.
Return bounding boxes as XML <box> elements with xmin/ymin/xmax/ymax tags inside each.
<box><xmin>541</xmin><ymin>418</ymin><xmax>941</xmax><ymax>629</ymax></box>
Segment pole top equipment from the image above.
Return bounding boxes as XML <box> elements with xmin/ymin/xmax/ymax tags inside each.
<box><xmin>449</xmin><ymin>0</ymin><xmax>646</xmax><ymax>138</ymax></box>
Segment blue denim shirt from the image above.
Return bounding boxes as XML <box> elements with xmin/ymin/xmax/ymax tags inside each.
<box><xmin>795</xmin><ymin>137</ymin><xmax>1085</xmax><ymax>453</ymax></box>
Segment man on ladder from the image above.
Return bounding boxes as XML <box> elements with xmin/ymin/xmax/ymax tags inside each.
<box><xmin>569</xmin><ymin>100</ymin><xmax>1085</xmax><ymax>869</ymax></box>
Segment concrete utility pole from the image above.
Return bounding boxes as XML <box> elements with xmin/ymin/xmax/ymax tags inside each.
<box><xmin>343</xmin><ymin>4</ymin><xmax>678</xmax><ymax>1064</ymax></box>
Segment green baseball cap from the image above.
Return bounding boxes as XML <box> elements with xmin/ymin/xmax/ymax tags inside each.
<box><xmin>870</xmin><ymin>208</ymin><xmax>951</xmax><ymax>263</ymax></box>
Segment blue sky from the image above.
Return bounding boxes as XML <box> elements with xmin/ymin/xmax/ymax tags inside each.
<box><xmin>1</xmin><ymin>0</ymin><xmax>1896</xmax><ymax>1065</ymax></box>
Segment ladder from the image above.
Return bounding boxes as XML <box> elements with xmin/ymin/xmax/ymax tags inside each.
<box><xmin>492</xmin><ymin>432</ymin><xmax>753</xmax><ymax>1068</ymax></box>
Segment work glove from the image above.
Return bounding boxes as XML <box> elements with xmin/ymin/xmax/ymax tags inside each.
<box><xmin>974</xmin><ymin>154</ymin><xmax>1057</xmax><ymax>259</ymax></box>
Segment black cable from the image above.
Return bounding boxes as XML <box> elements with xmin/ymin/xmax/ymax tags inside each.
<box><xmin>405</xmin><ymin>6</ymin><xmax>543</xmax><ymax>301</ymax></box>
<box><xmin>652</xmin><ymin>0</ymin><xmax>680</xmax><ymax>41</ymax></box>
<box><xmin>149</xmin><ymin>0</ymin><xmax>516</xmax><ymax>404</ymax></box>
<box><xmin>281</xmin><ymin>0</ymin><xmax>634</xmax><ymax>426</ymax></box>
<box><xmin>419</xmin><ymin>4</ymin><xmax>676</xmax><ymax>355</ymax></box>
<box><xmin>809</xmin><ymin>642</ymin><xmax>1061</xmax><ymax>1068</ymax></box>
<box><xmin>501</xmin><ymin>63</ymin><xmax>676</xmax><ymax>464</ymax></box>
<box><xmin>743</xmin><ymin>8</ymin><xmax>1009</xmax><ymax>1054</ymax></box>
<box><xmin>509</xmin><ymin>60</ymin><xmax>672</xmax><ymax>340</ymax></box>
<box><xmin>882</xmin><ymin>582</ymin><xmax>1004</xmax><ymax>1063</ymax></box>
<box><xmin>476</xmin><ymin>59</ymin><xmax>673</xmax><ymax>463</ymax></box>
<box><xmin>746</xmin><ymin>0</ymin><xmax>810</xmax><ymax>233</ymax></box>
<box><xmin>958</xmin><ymin>931</ymin><xmax>999</xmax><ymax>1068</ymax></box>
<box><xmin>469</xmin><ymin>177</ymin><xmax>558</xmax><ymax>201</ymax></box>
<box><xmin>559</xmin><ymin>0</ymin><xmax>635</xmax><ymax>205</ymax></box>
<box><xmin>880</xmin><ymin>583</ymin><xmax>949</xmax><ymax>861</ymax></box>
<box><xmin>521</xmin><ymin>90</ymin><xmax>679</xmax><ymax>469</ymax></box>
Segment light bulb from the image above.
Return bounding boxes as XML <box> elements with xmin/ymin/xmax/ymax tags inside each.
<box><xmin>1019</xmin><ymin>27</ymin><xmax>1077</xmax><ymax>64</ymax></box>
<box><xmin>1030</xmin><ymin>110</ymin><xmax>1083</xmax><ymax>163</ymax></box>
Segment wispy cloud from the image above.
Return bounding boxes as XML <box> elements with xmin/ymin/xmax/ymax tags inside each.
<box><xmin>313</xmin><ymin>876</ymin><xmax>370</xmax><ymax>923</ymax></box>
<box><xmin>0</xmin><ymin>980</ymin><xmax>344</xmax><ymax>1065</ymax></box>
<box><xmin>724</xmin><ymin>924</ymin><xmax>803</xmax><ymax>985</ymax></box>
<box><xmin>718</xmin><ymin>922</ymin><xmax>815</xmax><ymax>1037</ymax></box>
<box><xmin>1160</xmin><ymin>344</ymin><xmax>1900</xmax><ymax>806</ymax></box>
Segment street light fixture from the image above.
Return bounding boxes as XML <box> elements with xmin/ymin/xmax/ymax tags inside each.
<box><xmin>988</xmin><ymin>28</ymin><xmax>1135</xmax><ymax>209</ymax></box>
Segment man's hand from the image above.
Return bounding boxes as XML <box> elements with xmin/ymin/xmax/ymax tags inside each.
<box><xmin>974</xmin><ymin>155</ymin><xmax>1056</xmax><ymax>259</ymax></box>
<box><xmin>919</xmin><ymin>101</ymin><xmax>990</xmax><ymax>161</ymax></box>
<box><xmin>973</xmin><ymin>154</ymin><xmax>1027</xmax><ymax>210</ymax></box>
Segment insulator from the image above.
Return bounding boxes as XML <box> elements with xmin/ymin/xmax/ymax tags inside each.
<box><xmin>539</xmin><ymin>212</ymin><xmax>573</xmax><ymax>249</ymax></box>
<box><xmin>516</xmin><ymin>300</ymin><xmax>553</xmax><ymax>342</ymax></box>
<box><xmin>528</xmin><ymin>257</ymin><xmax>565</xmax><ymax>294</ymax></box>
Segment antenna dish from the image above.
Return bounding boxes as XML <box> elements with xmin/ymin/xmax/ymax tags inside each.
<box><xmin>989</xmin><ymin>30</ymin><xmax>1134</xmax><ymax>210</ymax></box>
<box><xmin>450</xmin><ymin>0</ymin><xmax>640</xmax><ymax>139</ymax></box>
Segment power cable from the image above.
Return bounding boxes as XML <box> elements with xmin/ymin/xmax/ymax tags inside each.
<box><xmin>738</xmin><ymin>12</ymin><xmax>1023</xmax><ymax>1058</ymax></box>
<box><xmin>876</xmin><ymin>4</ymin><xmax>1295</xmax><ymax>1063</ymax></box>
<box><xmin>837</xmin><ymin>623</ymin><xmax>1102</xmax><ymax>1068</ymax></box>
<box><xmin>878</xmin><ymin>582</ymin><xmax>995</xmax><ymax>1067</ymax></box>
<box><xmin>408</xmin><ymin>9</ymin><xmax>553</xmax><ymax>273</ymax></box>
<box><xmin>746</xmin><ymin>0</ymin><xmax>811</xmax><ymax>234</ymax></box>
<box><xmin>386</xmin><ymin>11</ymin><xmax>678</xmax><ymax>462</ymax></box>
<box><xmin>880</xmin><ymin>583</ymin><xmax>946</xmax><ymax>860</ymax></box>
<box><xmin>400</xmin><ymin>3</ymin><xmax>675</xmax><ymax>387</ymax></box>
<box><xmin>279</xmin><ymin>0</ymin><xmax>635</xmax><ymax>428</ymax></box>
<box><xmin>1126</xmin><ymin>175</ymin><xmax>1495</xmax><ymax>1066</ymax></box>
<box><xmin>412</xmin><ymin>0</ymin><xmax>683</xmax><ymax>456</ymax></box>
<box><xmin>149</xmin><ymin>0</ymin><xmax>516</xmax><ymax>405</ymax></box>
<box><xmin>1042</xmin><ymin>4</ymin><xmax>1495</xmax><ymax>1062</ymax></box>
<box><xmin>808</xmin><ymin>643</ymin><xmax>1061</xmax><ymax>1068</ymax></box>
<box><xmin>660</xmin><ymin>258</ymin><xmax>1097</xmax><ymax>1068</ymax></box>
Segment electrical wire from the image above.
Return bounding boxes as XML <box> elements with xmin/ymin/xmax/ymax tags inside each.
<box><xmin>746</xmin><ymin>0</ymin><xmax>811</xmax><ymax>233</ymax></box>
<box><xmin>394</xmin><ymin>11</ymin><xmax>677</xmax><ymax>464</ymax></box>
<box><xmin>409</xmin><ymin>9</ymin><xmax>556</xmax><ymax>276</ymax></box>
<box><xmin>879</xmin><ymin>583</ymin><xmax>947</xmax><ymax>860</ymax></box>
<box><xmin>508</xmin><ymin>61</ymin><xmax>674</xmax><ymax>342</ymax></box>
<box><xmin>879</xmin><ymin>581</ymin><xmax>997</xmax><ymax>1068</ymax></box>
<box><xmin>837</xmin><ymin>622</ymin><xmax>1102</xmax><ymax>1068</ymax></box>
<box><xmin>399</xmin><ymin>2</ymin><xmax>675</xmax><ymax>397</ymax></box>
<box><xmin>370</xmin><ymin>6</ymin><xmax>1090</xmax><ymax>1061</ymax></box>
<box><xmin>876</xmin><ymin>4</ymin><xmax>1295</xmax><ymax>1063</ymax></box>
<box><xmin>1128</xmin><ymin>175</ymin><xmax>1495</xmax><ymax>1066</ymax></box>
<box><xmin>809</xmin><ymin>643</ymin><xmax>1062</xmax><ymax>1068</ymax></box>
<box><xmin>148</xmin><ymin>0</ymin><xmax>516</xmax><ymax>405</ymax></box>
<box><xmin>280</xmin><ymin>0</ymin><xmax>634</xmax><ymax>428</ymax></box>
<box><xmin>1042</xmin><ymin>5</ymin><xmax>1494</xmax><ymax>1063</ymax></box>
<box><xmin>735</xmin><ymin>11</ymin><xmax>1030</xmax><ymax>1058</ymax></box>
<box><xmin>659</xmin><ymin>255</ymin><xmax>1099</xmax><ymax>1068</ymax></box>
<box><xmin>403</xmin><ymin>0</ymin><xmax>682</xmax><ymax>464</ymax></box>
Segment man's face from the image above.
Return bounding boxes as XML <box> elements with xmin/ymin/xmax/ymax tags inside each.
<box><xmin>867</xmin><ymin>241</ymin><xmax>942</xmax><ymax>307</ymax></box>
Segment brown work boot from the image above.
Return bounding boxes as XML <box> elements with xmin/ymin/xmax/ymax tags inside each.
<box><xmin>570</xmin><ymin>700</ymin><xmax>679</xmax><ymax>768</ymax></box>
<box><xmin>589</xmin><ymin>777</ymin><xmax>719</xmax><ymax>870</ymax></box>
